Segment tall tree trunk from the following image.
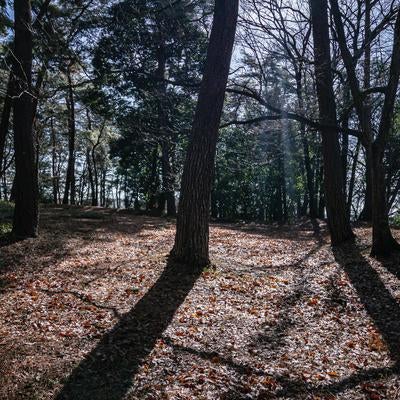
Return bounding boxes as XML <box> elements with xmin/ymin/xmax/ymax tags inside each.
<box><xmin>359</xmin><ymin>152</ymin><xmax>373</xmax><ymax>221</ymax></box>
<box><xmin>50</xmin><ymin>116</ymin><xmax>59</xmax><ymax>204</ymax></box>
<box><xmin>310</xmin><ymin>0</ymin><xmax>354</xmax><ymax>244</ymax></box>
<box><xmin>330</xmin><ymin>0</ymin><xmax>400</xmax><ymax>254</ymax></box>
<box><xmin>155</xmin><ymin>40</ymin><xmax>176</xmax><ymax>217</ymax></box>
<box><xmin>161</xmin><ymin>141</ymin><xmax>176</xmax><ymax>216</ymax></box>
<box><xmin>0</xmin><ymin>73</ymin><xmax>13</xmax><ymax>177</ymax></box>
<box><xmin>370</xmin><ymin>9</ymin><xmax>400</xmax><ymax>256</ymax></box>
<box><xmin>147</xmin><ymin>147</ymin><xmax>159</xmax><ymax>210</ymax></box>
<box><xmin>359</xmin><ymin>0</ymin><xmax>373</xmax><ymax>222</ymax></box>
<box><xmin>341</xmin><ymin>87</ymin><xmax>350</xmax><ymax>192</ymax></box>
<box><xmin>12</xmin><ymin>0</ymin><xmax>39</xmax><ymax>239</ymax></box>
<box><xmin>86</xmin><ymin>148</ymin><xmax>96</xmax><ymax>205</ymax></box>
<box><xmin>370</xmin><ymin>144</ymin><xmax>399</xmax><ymax>255</ymax></box>
<box><xmin>317</xmin><ymin>165</ymin><xmax>325</xmax><ymax>219</ymax></box>
<box><xmin>295</xmin><ymin>72</ymin><xmax>316</xmax><ymax>218</ymax></box>
<box><xmin>63</xmin><ymin>65</ymin><xmax>76</xmax><ymax>205</ymax></box>
<box><xmin>347</xmin><ymin>140</ymin><xmax>360</xmax><ymax>220</ymax></box>
<box><xmin>10</xmin><ymin>175</ymin><xmax>16</xmax><ymax>202</ymax></box>
<box><xmin>101</xmin><ymin>167</ymin><xmax>107</xmax><ymax>207</ymax></box>
<box><xmin>86</xmin><ymin>111</ymin><xmax>98</xmax><ymax>206</ymax></box>
<box><xmin>171</xmin><ymin>0</ymin><xmax>239</xmax><ymax>266</ymax></box>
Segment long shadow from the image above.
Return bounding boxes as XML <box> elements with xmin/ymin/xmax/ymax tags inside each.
<box><xmin>217</xmin><ymin>218</ymin><xmax>329</xmax><ymax>242</ymax></box>
<box><xmin>56</xmin><ymin>259</ymin><xmax>202</xmax><ymax>400</ymax></box>
<box><xmin>333</xmin><ymin>243</ymin><xmax>400</xmax><ymax>364</ymax></box>
<box><xmin>380</xmin><ymin>253</ymin><xmax>400</xmax><ymax>281</ymax></box>
<box><xmin>166</xmin><ymin>338</ymin><xmax>399</xmax><ymax>398</ymax></box>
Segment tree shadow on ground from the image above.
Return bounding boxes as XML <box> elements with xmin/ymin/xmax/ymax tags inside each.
<box><xmin>166</xmin><ymin>338</ymin><xmax>398</xmax><ymax>399</ymax></box>
<box><xmin>252</xmin><ymin>240</ymin><xmax>323</xmax><ymax>349</ymax></box>
<box><xmin>273</xmin><ymin>242</ymin><xmax>400</xmax><ymax>398</ymax></box>
<box><xmin>183</xmin><ymin>241</ymin><xmax>400</xmax><ymax>399</ymax></box>
<box><xmin>273</xmin><ymin>243</ymin><xmax>400</xmax><ymax>398</ymax></box>
<box><xmin>56</xmin><ymin>259</ymin><xmax>202</xmax><ymax>400</ymax></box>
<box><xmin>215</xmin><ymin>218</ymin><xmax>329</xmax><ymax>242</ymax></box>
<box><xmin>332</xmin><ymin>243</ymin><xmax>400</xmax><ymax>364</ymax></box>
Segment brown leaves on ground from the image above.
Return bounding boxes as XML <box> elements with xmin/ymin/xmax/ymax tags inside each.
<box><xmin>0</xmin><ymin>207</ymin><xmax>400</xmax><ymax>399</ymax></box>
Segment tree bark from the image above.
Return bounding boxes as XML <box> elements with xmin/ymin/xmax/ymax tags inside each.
<box><xmin>310</xmin><ymin>0</ymin><xmax>354</xmax><ymax>244</ymax></box>
<box><xmin>330</xmin><ymin>0</ymin><xmax>400</xmax><ymax>255</ymax></box>
<box><xmin>359</xmin><ymin>152</ymin><xmax>372</xmax><ymax>221</ymax></box>
<box><xmin>0</xmin><ymin>73</ymin><xmax>13</xmax><ymax>177</ymax></box>
<box><xmin>12</xmin><ymin>0</ymin><xmax>39</xmax><ymax>239</ymax></box>
<box><xmin>85</xmin><ymin>110</ymin><xmax>97</xmax><ymax>206</ymax></box>
<box><xmin>63</xmin><ymin>65</ymin><xmax>76</xmax><ymax>205</ymax></box>
<box><xmin>155</xmin><ymin>41</ymin><xmax>176</xmax><ymax>216</ymax></box>
<box><xmin>50</xmin><ymin>116</ymin><xmax>59</xmax><ymax>204</ymax></box>
<box><xmin>370</xmin><ymin>9</ymin><xmax>400</xmax><ymax>256</ymax></box>
<box><xmin>358</xmin><ymin>0</ymin><xmax>373</xmax><ymax>222</ymax></box>
<box><xmin>161</xmin><ymin>140</ymin><xmax>176</xmax><ymax>216</ymax></box>
<box><xmin>170</xmin><ymin>0</ymin><xmax>239</xmax><ymax>266</ymax></box>
<box><xmin>347</xmin><ymin>140</ymin><xmax>360</xmax><ymax>220</ymax></box>
<box><xmin>295</xmin><ymin>72</ymin><xmax>317</xmax><ymax>218</ymax></box>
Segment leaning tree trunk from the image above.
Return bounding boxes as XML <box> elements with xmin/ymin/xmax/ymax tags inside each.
<box><xmin>170</xmin><ymin>0</ymin><xmax>239</xmax><ymax>267</ymax></box>
<box><xmin>12</xmin><ymin>0</ymin><xmax>39</xmax><ymax>239</ymax></box>
<box><xmin>310</xmin><ymin>0</ymin><xmax>354</xmax><ymax>245</ymax></box>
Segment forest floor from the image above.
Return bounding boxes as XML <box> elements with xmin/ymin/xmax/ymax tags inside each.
<box><xmin>1</xmin><ymin>206</ymin><xmax>400</xmax><ymax>400</ymax></box>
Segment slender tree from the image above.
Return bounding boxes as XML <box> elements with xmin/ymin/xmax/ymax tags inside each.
<box><xmin>63</xmin><ymin>63</ymin><xmax>77</xmax><ymax>205</ymax></box>
<box><xmin>171</xmin><ymin>0</ymin><xmax>239</xmax><ymax>266</ymax></box>
<box><xmin>330</xmin><ymin>0</ymin><xmax>400</xmax><ymax>255</ymax></box>
<box><xmin>0</xmin><ymin>73</ymin><xmax>13</xmax><ymax>176</ymax></box>
<box><xmin>12</xmin><ymin>0</ymin><xmax>39</xmax><ymax>238</ymax></box>
<box><xmin>309</xmin><ymin>0</ymin><xmax>354</xmax><ymax>245</ymax></box>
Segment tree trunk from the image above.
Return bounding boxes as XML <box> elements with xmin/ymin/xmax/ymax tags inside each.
<box><xmin>85</xmin><ymin>110</ymin><xmax>98</xmax><ymax>206</ymax></box>
<box><xmin>295</xmin><ymin>73</ymin><xmax>316</xmax><ymax>218</ymax></box>
<box><xmin>161</xmin><ymin>140</ymin><xmax>176</xmax><ymax>216</ymax></box>
<box><xmin>147</xmin><ymin>147</ymin><xmax>159</xmax><ymax>210</ymax></box>
<box><xmin>50</xmin><ymin>117</ymin><xmax>59</xmax><ymax>204</ymax></box>
<box><xmin>101</xmin><ymin>167</ymin><xmax>107</xmax><ymax>206</ymax></box>
<box><xmin>370</xmin><ymin>144</ymin><xmax>400</xmax><ymax>255</ymax></box>
<box><xmin>370</xmin><ymin>9</ymin><xmax>400</xmax><ymax>256</ymax></box>
<box><xmin>12</xmin><ymin>0</ymin><xmax>39</xmax><ymax>239</ymax></box>
<box><xmin>359</xmin><ymin>152</ymin><xmax>373</xmax><ymax>221</ymax></box>
<box><xmin>171</xmin><ymin>0</ymin><xmax>239</xmax><ymax>266</ymax></box>
<box><xmin>63</xmin><ymin>65</ymin><xmax>76</xmax><ymax>205</ymax></box>
<box><xmin>86</xmin><ymin>148</ymin><xmax>95</xmax><ymax>205</ymax></box>
<box><xmin>10</xmin><ymin>175</ymin><xmax>16</xmax><ymax>202</ymax></box>
<box><xmin>0</xmin><ymin>73</ymin><xmax>13</xmax><ymax>176</ymax></box>
<box><xmin>155</xmin><ymin>39</ymin><xmax>176</xmax><ymax>217</ymax></box>
<box><xmin>310</xmin><ymin>0</ymin><xmax>354</xmax><ymax>244</ymax></box>
<box><xmin>317</xmin><ymin>165</ymin><xmax>325</xmax><ymax>219</ymax></box>
<box><xmin>347</xmin><ymin>140</ymin><xmax>360</xmax><ymax>220</ymax></box>
<box><xmin>358</xmin><ymin>0</ymin><xmax>373</xmax><ymax>222</ymax></box>
<box><xmin>330</xmin><ymin>0</ymin><xmax>400</xmax><ymax>254</ymax></box>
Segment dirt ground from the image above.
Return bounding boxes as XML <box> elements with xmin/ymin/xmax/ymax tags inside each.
<box><xmin>1</xmin><ymin>206</ymin><xmax>400</xmax><ymax>399</ymax></box>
